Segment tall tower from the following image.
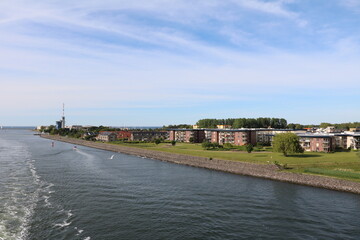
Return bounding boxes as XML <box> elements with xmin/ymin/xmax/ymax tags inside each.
<box><xmin>62</xmin><ymin>103</ymin><xmax>65</xmax><ymax>128</ymax></box>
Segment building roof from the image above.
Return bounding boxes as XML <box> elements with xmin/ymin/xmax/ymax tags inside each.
<box><xmin>98</xmin><ymin>131</ymin><xmax>117</xmax><ymax>136</ymax></box>
<box><xmin>297</xmin><ymin>134</ymin><xmax>333</xmax><ymax>138</ymax></box>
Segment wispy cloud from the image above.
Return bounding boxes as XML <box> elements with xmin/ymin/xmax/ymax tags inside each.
<box><xmin>1</xmin><ymin>0</ymin><xmax>360</xmax><ymax>125</ymax></box>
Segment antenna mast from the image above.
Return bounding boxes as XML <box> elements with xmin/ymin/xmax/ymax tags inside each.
<box><xmin>62</xmin><ymin>103</ymin><xmax>65</xmax><ymax>128</ymax></box>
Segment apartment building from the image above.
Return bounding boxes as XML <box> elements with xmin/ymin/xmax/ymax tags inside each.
<box><xmin>346</xmin><ymin>133</ymin><xmax>360</xmax><ymax>150</ymax></box>
<box><xmin>210</xmin><ymin>130</ymin><xmax>255</xmax><ymax>146</ymax></box>
<box><xmin>96</xmin><ymin>132</ymin><xmax>117</xmax><ymax>142</ymax></box>
<box><xmin>168</xmin><ymin>128</ymin><xmax>360</xmax><ymax>151</ymax></box>
<box><xmin>298</xmin><ymin>134</ymin><xmax>335</xmax><ymax>152</ymax></box>
<box><xmin>255</xmin><ymin>129</ymin><xmax>306</xmax><ymax>145</ymax></box>
<box><xmin>116</xmin><ymin>130</ymin><xmax>132</xmax><ymax>140</ymax></box>
<box><xmin>130</xmin><ymin>131</ymin><xmax>168</xmax><ymax>141</ymax></box>
<box><xmin>169</xmin><ymin>129</ymin><xmax>205</xmax><ymax>143</ymax></box>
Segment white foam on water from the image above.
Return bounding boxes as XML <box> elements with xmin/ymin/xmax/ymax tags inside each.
<box><xmin>43</xmin><ymin>195</ymin><xmax>51</xmax><ymax>207</ymax></box>
<box><xmin>0</xmin><ymin>138</ymin><xmax>42</xmax><ymax>240</ymax></box>
<box><xmin>54</xmin><ymin>221</ymin><xmax>72</xmax><ymax>228</ymax></box>
<box><xmin>84</xmin><ymin>237</ymin><xmax>91</xmax><ymax>240</ymax></box>
<box><xmin>75</xmin><ymin>227</ymin><xmax>84</xmax><ymax>235</ymax></box>
<box><xmin>54</xmin><ymin>210</ymin><xmax>74</xmax><ymax>228</ymax></box>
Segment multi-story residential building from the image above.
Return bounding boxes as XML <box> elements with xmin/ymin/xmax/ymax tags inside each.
<box><xmin>204</xmin><ymin>130</ymin><xmax>213</xmax><ymax>142</ymax></box>
<box><xmin>298</xmin><ymin>134</ymin><xmax>335</xmax><ymax>152</ymax></box>
<box><xmin>130</xmin><ymin>131</ymin><xmax>168</xmax><ymax>142</ymax></box>
<box><xmin>168</xmin><ymin>128</ymin><xmax>359</xmax><ymax>151</ymax></box>
<box><xmin>346</xmin><ymin>133</ymin><xmax>360</xmax><ymax>150</ymax></box>
<box><xmin>169</xmin><ymin>129</ymin><xmax>205</xmax><ymax>143</ymax></box>
<box><xmin>96</xmin><ymin>132</ymin><xmax>117</xmax><ymax>142</ymax></box>
<box><xmin>210</xmin><ymin>130</ymin><xmax>255</xmax><ymax>146</ymax></box>
<box><xmin>334</xmin><ymin>134</ymin><xmax>348</xmax><ymax>149</ymax></box>
<box><xmin>255</xmin><ymin>129</ymin><xmax>274</xmax><ymax>144</ymax></box>
<box><xmin>255</xmin><ymin>129</ymin><xmax>306</xmax><ymax>145</ymax></box>
<box><xmin>116</xmin><ymin>130</ymin><xmax>132</xmax><ymax>140</ymax></box>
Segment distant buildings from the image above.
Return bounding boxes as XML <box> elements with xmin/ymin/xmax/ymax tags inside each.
<box><xmin>168</xmin><ymin>127</ymin><xmax>360</xmax><ymax>152</ymax></box>
<box><xmin>46</xmin><ymin>106</ymin><xmax>360</xmax><ymax>153</ymax></box>
<box><xmin>130</xmin><ymin>131</ymin><xmax>168</xmax><ymax>141</ymax></box>
<box><xmin>96</xmin><ymin>132</ymin><xmax>117</xmax><ymax>142</ymax></box>
<box><xmin>95</xmin><ymin>130</ymin><xmax>168</xmax><ymax>142</ymax></box>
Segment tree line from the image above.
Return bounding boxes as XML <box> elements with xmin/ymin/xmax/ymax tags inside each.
<box><xmin>196</xmin><ymin>118</ymin><xmax>288</xmax><ymax>129</ymax></box>
<box><xmin>318</xmin><ymin>122</ymin><xmax>360</xmax><ymax>130</ymax></box>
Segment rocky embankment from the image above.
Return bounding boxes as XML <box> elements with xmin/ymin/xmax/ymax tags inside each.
<box><xmin>41</xmin><ymin>134</ymin><xmax>360</xmax><ymax>195</ymax></box>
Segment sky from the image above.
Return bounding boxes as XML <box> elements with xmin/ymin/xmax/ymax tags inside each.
<box><xmin>1</xmin><ymin>0</ymin><xmax>360</xmax><ymax>127</ymax></box>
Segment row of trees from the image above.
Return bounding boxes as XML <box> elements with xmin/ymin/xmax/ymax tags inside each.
<box><xmin>196</xmin><ymin>118</ymin><xmax>288</xmax><ymax>129</ymax></box>
<box><xmin>163</xmin><ymin>124</ymin><xmax>193</xmax><ymax>129</ymax></box>
<box><xmin>319</xmin><ymin>122</ymin><xmax>360</xmax><ymax>130</ymax></box>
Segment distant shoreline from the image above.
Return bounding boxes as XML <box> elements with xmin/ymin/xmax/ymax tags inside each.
<box><xmin>41</xmin><ymin>134</ymin><xmax>360</xmax><ymax>195</ymax></box>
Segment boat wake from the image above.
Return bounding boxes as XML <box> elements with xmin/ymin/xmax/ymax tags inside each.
<box><xmin>0</xmin><ymin>139</ymin><xmax>41</xmax><ymax>240</ymax></box>
<box><xmin>54</xmin><ymin>210</ymin><xmax>73</xmax><ymax>228</ymax></box>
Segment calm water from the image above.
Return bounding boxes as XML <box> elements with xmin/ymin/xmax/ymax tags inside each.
<box><xmin>1</xmin><ymin>130</ymin><xmax>360</xmax><ymax>240</ymax></box>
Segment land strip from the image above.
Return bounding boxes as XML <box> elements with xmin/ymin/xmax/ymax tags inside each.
<box><xmin>41</xmin><ymin>134</ymin><xmax>360</xmax><ymax>195</ymax></box>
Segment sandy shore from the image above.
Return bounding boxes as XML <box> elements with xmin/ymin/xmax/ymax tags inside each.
<box><xmin>41</xmin><ymin>134</ymin><xmax>360</xmax><ymax>195</ymax></box>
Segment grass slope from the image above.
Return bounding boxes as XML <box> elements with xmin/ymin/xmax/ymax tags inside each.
<box><xmin>110</xmin><ymin>142</ymin><xmax>360</xmax><ymax>181</ymax></box>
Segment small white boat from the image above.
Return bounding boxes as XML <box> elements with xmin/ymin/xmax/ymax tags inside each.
<box><xmin>109</xmin><ymin>154</ymin><xmax>114</xmax><ymax>159</ymax></box>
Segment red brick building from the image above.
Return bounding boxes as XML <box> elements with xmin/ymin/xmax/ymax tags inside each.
<box><xmin>298</xmin><ymin>135</ymin><xmax>335</xmax><ymax>152</ymax></box>
<box><xmin>116</xmin><ymin>131</ymin><xmax>132</xmax><ymax>140</ymax></box>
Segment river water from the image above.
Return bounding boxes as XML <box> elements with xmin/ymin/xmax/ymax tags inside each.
<box><xmin>1</xmin><ymin>129</ymin><xmax>360</xmax><ymax>240</ymax></box>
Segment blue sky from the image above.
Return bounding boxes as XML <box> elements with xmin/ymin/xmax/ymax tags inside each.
<box><xmin>1</xmin><ymin>0</ymin><xmax>360</xmax><ymax>126</ymax></box>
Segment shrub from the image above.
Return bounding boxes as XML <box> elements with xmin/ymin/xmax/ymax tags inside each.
<box><xmin>245</xmin><ymin>144</ymin><xmax>254</xmax><ymax>153</ymax></box>
<box><xmin>223</xmin><ymin>143</ymin><xmax>233</xmax><ymax>149</ymax></box>
<box><xmin>201</xmin><ymin>142</ymin><xmax>223</xmax><ymax>150</ymax></box>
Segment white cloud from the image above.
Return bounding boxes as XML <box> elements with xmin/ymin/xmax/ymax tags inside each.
<box><xmin>1</xmin><ymin>0</ymin><xmax>360</xmax><ymax>125</ymax></box>
<box><xmin>232</xmin><ymin>0</ymin><xmax>307</xmax><ymax>26</ymax></box>
<box><xmin>341</xmin><ymin>0</ymin><xmax>360</xmax><ymax>8</ymax></box>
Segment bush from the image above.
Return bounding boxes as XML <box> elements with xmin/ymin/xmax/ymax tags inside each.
<box><xmin>223</xmin><ymin>143</ymin><xmax>233</xmax><ymax>149</ymax></box>
<box><xmin>202</xmin><ymin>142</ymin><xmax>212</xmax><ymax>150</ymax></box>
<box><xmin>171</xmin><ymin>140</ymin><xmax>176</xmax><ymax>146</ymax></box>
<box><xmin>202</xmin><ymin>142</ymin><xmax>223</xmax><ymax>150</ymax></box>
<box><xmin>245</xmin><ymin>144</ymin><xmax>254</xmax><ymax>153</ymax></box>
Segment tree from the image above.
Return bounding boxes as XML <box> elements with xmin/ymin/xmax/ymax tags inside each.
<box><xmin>245</xmin><ymin>144</ymin><xmax>254</xmax><ymax>153</ymax></box>
<box><xmin>154</xmin><ymin>139</ymin><xmax>161</xmax><ymax>145</ymax></box>
<box><xmin>272</xmin><ymin>133</ymin><xmax>304</xmax><ymax>156</ymax></box>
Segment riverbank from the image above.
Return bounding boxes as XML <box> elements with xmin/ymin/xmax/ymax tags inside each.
<box><xmin>41</xmin><ymin>134</ymin><xmax>360</xmax><ymax>194</ymax></box>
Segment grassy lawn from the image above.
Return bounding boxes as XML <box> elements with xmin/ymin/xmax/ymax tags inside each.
<box><xmin>109</xmin><ymin>141</ymin><xmax>360</xmax><ymax>181</ymax></box>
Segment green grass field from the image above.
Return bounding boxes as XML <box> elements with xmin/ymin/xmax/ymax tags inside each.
<box><xmin>109</xmin><ymin>141</ymin><xmax>360</xmax><ymax>181</ymax></box>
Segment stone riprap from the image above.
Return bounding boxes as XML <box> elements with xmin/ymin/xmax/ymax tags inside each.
<box><xmin>41</xmin><ymin>135</ymin><xmax>360</xmax><ymax>195</ymax></box>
